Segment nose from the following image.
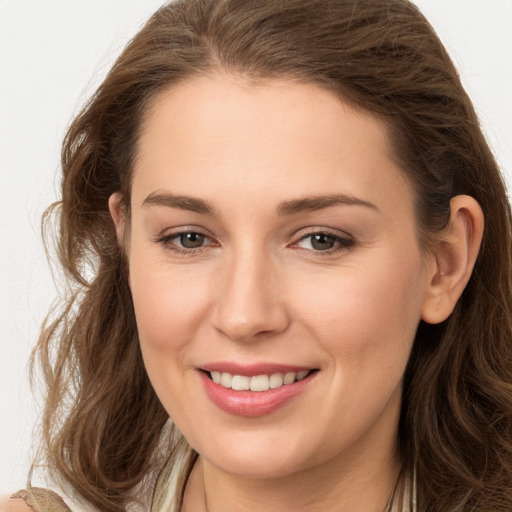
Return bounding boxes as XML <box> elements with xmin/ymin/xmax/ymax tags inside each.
<box><xmin>211</xmin><ymin>250</ymin><xmax>289</xmax><ymax>342</ymax></box>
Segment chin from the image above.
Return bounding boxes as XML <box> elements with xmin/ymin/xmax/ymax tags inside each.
<box><xmin>208</xmin><ymin>454</ymin><xmax>305</xmax><ymax>480</ymax></box>
<box><xmin>193</xmin><ymin>431</ymin><xmax>317</xmax><ymax>479</ymax></box>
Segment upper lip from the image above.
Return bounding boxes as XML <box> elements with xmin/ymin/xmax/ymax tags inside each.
<box><xmin>199</xmin><ymin>361</ymin><xmax>316</xmax><ymax>377</ymax></box>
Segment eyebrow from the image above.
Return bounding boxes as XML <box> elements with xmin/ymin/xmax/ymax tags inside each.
<box><xmin>142</xmin><ymin>192</ymin><xmax>216</xmax><ymax>215</ymax></box>
<box><xmin>141</xmin><ymin>191</ymin><xmax>379</xmax><ymax>216</ymax></box>
<box><xmin>275</xmin><ymin>194</ymin><xmax>379</xmax><ymax>216</ymax></box>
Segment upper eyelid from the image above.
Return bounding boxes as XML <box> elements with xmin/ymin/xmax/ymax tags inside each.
<box><xmin>290</xmin><ymin>226</ymin><xmax>354</xmax><ymax>241</ymax></box>
<box><xmin>157</xmin><ymin>225</ymin><xmax>213</xmax><ymax>239</ymax></box>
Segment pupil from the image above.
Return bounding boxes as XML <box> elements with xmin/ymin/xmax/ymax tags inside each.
<box><xmin>180</xmin><ymin>232</ymin><xmax>204</xmax><ymax>248</ymax></box>
<box><xmin>311</xmin><ymin>234</ymin><xmax>335</xmax><ymax>250</ymax></box>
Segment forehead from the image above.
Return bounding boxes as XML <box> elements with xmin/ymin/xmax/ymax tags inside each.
<box><xmin>132</xmin><ymin>73</ymin><xmax>413</xmax><ymax>215</ymax></box>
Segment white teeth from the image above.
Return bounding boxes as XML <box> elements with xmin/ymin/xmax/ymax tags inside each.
<box><xmin>220</xmin><ymin>372</ymin><xmax>233</xmax><ymax>388</ymax></box>
<box><xmin>283</xmin><ymin>372</ymin><xmax>296</xmax><ymax>385</ymax></box>
<box><xmin>210</xmin><ymin>370</ymin><xmax>311</xmax><ymax>391</ymax></box>
<box><xmin>296</xmin><ymin>370</ymin><xmax>309</xmax><ymax>381</ymax></box>
<box><xmin>250</xmin><ymin>374</ymin><xmax>269</xmax><ymax>391</ymax></box>
<box><xmin>231</xmin><ymin>375</ymin><xmax>250</xmax><ymax>391</ymax></box>
<box><xmin>269</xmin><ymin>373</ymin><xmax>284</xmax><ymax>389</ymax></box>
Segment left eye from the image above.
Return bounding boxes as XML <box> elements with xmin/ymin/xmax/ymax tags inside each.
<box><xmin>296</xmin><ymin>233</ymin><xmax>352</xmax><ymax>251</ymax></box>
<box><xmin>176</xmin><ymin>232</ymin><xmax>207</xmax><ymax>249</ymax></box>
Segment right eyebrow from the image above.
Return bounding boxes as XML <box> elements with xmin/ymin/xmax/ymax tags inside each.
<box><xmin>141</xmin><ymin>192</ymin><xmax>216</xmax><ymax>215</ymax></box>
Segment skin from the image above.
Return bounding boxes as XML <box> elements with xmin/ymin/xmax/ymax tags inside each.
<box><xmin>0</xmin><ymin>496</ymin><xmax>33</xmax><ymax>512</ymax></box>
<box><xmin>0</xmin><ymin>498</ymin><xmax>31</xmax><ymax>512</ymax></box>
<box><xmin>109</xmin><ymin>73</ymin><xmax>483</xmax><ymax>512</ymax></box>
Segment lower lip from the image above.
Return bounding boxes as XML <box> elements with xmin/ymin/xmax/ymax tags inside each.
<box><xmin>200</xmin><ymin>371</ymin><xmax>316</xmax><ymax>417</ymax></box>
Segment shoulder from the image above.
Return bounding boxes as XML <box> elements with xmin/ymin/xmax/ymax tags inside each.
<box><xmin>0</xmin><ymin>496</ymin><xmax>32</xmax><ymax>512</ymax></box>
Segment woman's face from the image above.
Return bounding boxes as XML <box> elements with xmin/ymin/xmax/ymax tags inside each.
<box><xmin>116</xmin><ymin>74</ymin><xmax>436</xmax><ymax>478</ymax></box>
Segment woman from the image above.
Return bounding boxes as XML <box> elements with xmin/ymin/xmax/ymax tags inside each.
<box><xmin>5</xmin><ymin>0</ymin><xmax>512</xmax><ymax>510</ymax></box>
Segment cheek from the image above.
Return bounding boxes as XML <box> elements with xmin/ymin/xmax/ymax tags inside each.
<box><xmin>292</xmin><ymin>253</ymin><xmax>425</xmax><ymax>365</ymax></box>
<box><xmin>128</xmin><ymin>255</ymin><xmax>213</xmax><ymax>357</ymax></box>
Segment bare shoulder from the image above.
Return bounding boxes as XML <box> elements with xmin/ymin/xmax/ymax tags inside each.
<box><xmin>0</xmin><ymin>496</ymin><xmax>33</xmax><ymax>512</ymax></box>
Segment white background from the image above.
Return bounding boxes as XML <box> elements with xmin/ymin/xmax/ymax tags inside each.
<box><xmin>1</xmin><ymin>0</ymin><xmax>511</xmax><ymax>496</ymax></box>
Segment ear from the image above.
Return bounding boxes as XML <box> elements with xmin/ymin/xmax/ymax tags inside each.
<box><xmin>421</xmin><ymin>195</ymin><xmax>484</xmax><ymax>324</ymax></box>
<box><xmin>108</xmin><ymin>192</ymin><xmax>127</xmax><ymax>246</ymax></box>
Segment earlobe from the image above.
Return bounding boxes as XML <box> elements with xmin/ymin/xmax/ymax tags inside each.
<box><xmin>421</xmin><ymin>195</ymin><xmax>484</xmax><ymax>325</ymax></box>
<box><xmin>108</xmin><ymin>192</ymin><xmax>127</xmax><ymax>246</ymax></box>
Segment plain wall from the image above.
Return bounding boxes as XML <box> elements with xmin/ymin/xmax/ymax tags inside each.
<box><xmin>1</xmin><ymin>0</ymin><xmax>511</xmax><ymax>495</ymax></box>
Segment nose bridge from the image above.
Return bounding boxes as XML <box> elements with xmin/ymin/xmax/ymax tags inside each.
<box><xmin>212</xmin><ymin>243</ymin><xmax>288</xmax><ymax>341</ymax></box>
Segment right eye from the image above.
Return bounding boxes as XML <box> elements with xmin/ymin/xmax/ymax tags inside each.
<box><xmin>156</xmin><ymin>229</ymin><xmax>217</xmax><ymax>253</ymax></box>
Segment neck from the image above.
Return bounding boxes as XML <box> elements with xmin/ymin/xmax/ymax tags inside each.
<box><xmin>182</xmin><ymin>441</ymin><xmax>402</xmax><ymax>512</ymax></box>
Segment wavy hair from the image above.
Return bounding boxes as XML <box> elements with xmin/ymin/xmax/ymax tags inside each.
<box><xmin>32</xmin><ymin>0</ymin><xmax>512</xmax><ymax>510</ymax></box>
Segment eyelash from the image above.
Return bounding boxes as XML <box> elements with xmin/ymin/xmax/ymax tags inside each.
<box><xmin>291</xmin><ymin>230</ymin><xmax>355</xmax><ymax>255</ymax></box>
<box><xmin>155</xmin><ymin>228</ymin><xmax>217</xmax><ymax>255</ymax></box>
<box><xmin>155</xmin><ymin>228</ymin><xmax>355</xmax><ymax>256</ymax></box>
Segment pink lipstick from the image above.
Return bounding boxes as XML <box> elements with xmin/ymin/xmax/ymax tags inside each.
<box><xmin>198</xmin><ymin>362</ymin><xmax>318</xmax><ymax>417</ymax></box>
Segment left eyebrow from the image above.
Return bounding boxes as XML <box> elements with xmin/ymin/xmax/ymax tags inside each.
<box><xmin>275</xmin><ymin>194</ymin><xmax>380</xmax><ymax>216</ymax></box>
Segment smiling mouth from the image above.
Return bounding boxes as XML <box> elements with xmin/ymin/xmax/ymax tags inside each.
<box><xmin>205</xmin><ymin>370</ymin><xmax>316</xmax><ymax>392</ymax></box>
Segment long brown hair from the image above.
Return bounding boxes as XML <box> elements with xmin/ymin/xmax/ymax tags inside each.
<box><xmin>33</xmin><ymin>0</ymin><xmax>512</xmax><ymax>510</ymax></box>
